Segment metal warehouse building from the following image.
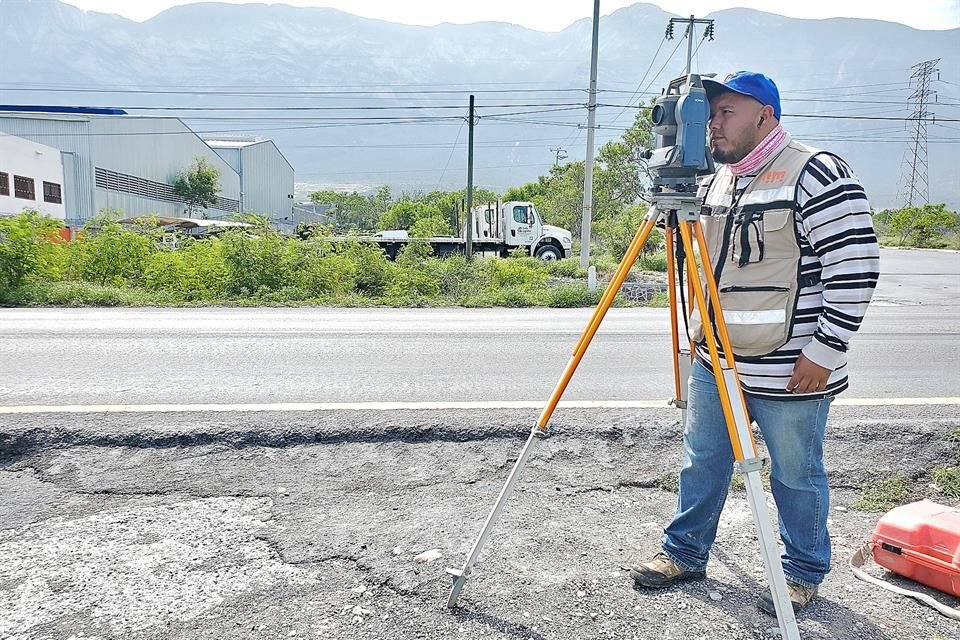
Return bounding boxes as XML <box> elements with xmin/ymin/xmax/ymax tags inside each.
<box><xmin>204</xmin><ymin>137</ymin><xmax>295</xmax><ymax>233</ymax></box>
<box><xmin>0</xmin><ymin>107</ymin><xmax>294</xmax><ymax>229</ymax></box>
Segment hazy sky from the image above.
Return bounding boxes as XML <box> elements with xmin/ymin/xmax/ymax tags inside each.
<box><xmin>57</xmin><ymin>0</ymin><xmax>960</xmax><ymax>31</ymax></box>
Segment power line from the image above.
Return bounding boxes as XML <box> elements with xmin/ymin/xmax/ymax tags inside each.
<box><xmin>436</xmin><ymin>117</ymin><xmax>468</xmax><ymax>189</ymax></box>
<box><xmin>610</xmin><ymin>35</ymin><xmax>685</xmax><ymax>125</ymax></box>
<box><xmin>609</xmin><ymin>36</ymin><xmax>667</xmax><ymax>125</ymax></box>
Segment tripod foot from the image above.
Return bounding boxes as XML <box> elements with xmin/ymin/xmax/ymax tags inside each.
<box><xmin>446</xmin><ymin>568</ymin><xmax>467</xmax><ymax>608</ymax></box>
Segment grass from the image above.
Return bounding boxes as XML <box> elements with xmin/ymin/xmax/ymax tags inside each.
<box><xmin>729</xmin><ymin>462</ymin><xmax>772</xmax><ymax>492</ymax></box>
<box><xmin>854</xmin><ymin>473</ymin><xmax>910</xmax><ymax>512</ymax></box>
<box><xmin>946</xmin><ymin>428</ymin><xmax>960</xmax><ymax>444</ymax></box>
<box><xmin>932</xmin><ymin>467</ymin><xmax>960</xmax><ymax>500</ymax></box>
<box><xmin>654</xmin><ymin>472</ymin><xmax>679</xmax><ymax>494</ymax></box>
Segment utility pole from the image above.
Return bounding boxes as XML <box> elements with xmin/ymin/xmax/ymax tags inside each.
<box><xmin>899</xmin><ymin>58</ymin><xmax>940</xmax><ymax>207</ymax></box>
<box><xmin>667</xmin><ymin>15</ymin><xmax>714</xmax><ymax>76</ymax></box>
<box><xmin>550</xmin><ymin>147</ymin><xmax>568</xmax><ymax>166</ymax></box>
<box><xmin>465</xmin><ymin>94</ymin><xmax>475</xmax><ymax>259</ymax></box>
<box><xmin>579</xmin><ymin>0</ymin><xmax>600</xmax><ymax>270</ymax></box>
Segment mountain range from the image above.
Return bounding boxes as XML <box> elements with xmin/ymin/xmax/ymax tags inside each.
<box><xmin>1</xmin><ymin>0</ymin><xmax>958</xmax><ymax>208</ymax></box>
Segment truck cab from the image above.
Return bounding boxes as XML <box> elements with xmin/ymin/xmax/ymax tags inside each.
<box><xmin>467</xmin><ymin>200</ymin><xmax>572</xmax><ymax>260</ymax></box>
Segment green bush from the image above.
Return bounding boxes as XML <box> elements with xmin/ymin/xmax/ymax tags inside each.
<box><xmin>144</xmin><ymin>238</ymin><xmax>229</xmax><ymax>301</ymax></box>
<box><xmin>594</xmin><ymin>204</ymin><xmax>659</xmax><ymax>260</ymax></box>
<box><xmin>0</xmin><ymin>210</ymin><xmax>64</xmax><ymax>296</ymax></box>
<box><xmin>890</xmin><ymin>204</ymin><xmax>959</xmax><ymax>248</ymax></box>
<box><xmin>475</xmin><ymin>285</ymin><xmax>543</xmax><ymax>307</ymax></box>
<box><xmin>0</xmin><ymin>210</ymin><xmax>639</xmax><ymax>308</ymax></box>
<box><xmin>486</xmin><ymin>257</ymin><xmax>548</xmax><ymax>289</ymax></box>
<box><xmin>543</xmin><ymin>283</ymin><xmax>601</xmax><ymax>307</ymax></box>
<box><xmin>543</xmin><ymin>258</ymin><xmax>585</xmax><ymax>279</ymax></box>
<box><xmin>409</xmin><ymin>215</ymin><xmax>451</xmax><ymax>238</ymax></box>
<box><xmin>435</xmin><ymin>255</ymin><xmax>486</xmax><ymax>298</ymax></box>
<box><xmin>73</xmin><ymin>214</ymin><xmax>156</xmax><ymax>287</ymax></box>
<box><xmin>345</xmin><ymin>242</ymin><xmax>395</xmax><ymax>296</ymax></box>
<box><xmin>378</xmin><ymin>201</ymin><xmax>442</xmax><ymax>231</ymax></box>
<box><xmin>24</xmin><ymin>281</ymin><xmax>166</xmax><ymax>306</ymax></box>
<box><xmin>638</xmin><ymin>250</ymin><xmax>669</xmax><ymax>272</ymax></box>
<box><xmin>220</xmin><ymin>229</ymin><xmax>289</xmax><ymax>296</ymax></box>
<box><xmin>283</xmin><ymin>238</ymin><xmax>357</xmax><ymax>297</ymax></box>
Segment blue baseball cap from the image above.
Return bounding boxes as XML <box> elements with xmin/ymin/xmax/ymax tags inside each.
<box><xmin>703</xmin><ymin>71</ymin><xmax>781</xmax><ymax>120</ymax></box>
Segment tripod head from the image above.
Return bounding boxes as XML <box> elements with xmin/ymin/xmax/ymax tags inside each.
<box><xmin>642</xmin><ymin>73</ymin><xmax>716</xmax><ymax>194</ymax></box>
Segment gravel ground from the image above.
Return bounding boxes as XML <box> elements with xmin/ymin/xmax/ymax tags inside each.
<box><xmin>1</xmin><ymin>406</ymin><xmax>958</xmax><ymax>640</ymax></box>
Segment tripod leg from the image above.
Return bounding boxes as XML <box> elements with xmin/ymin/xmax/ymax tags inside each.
<box><xmin>664</xmin><ymin>227</ymin><xmax>692</xmax><ymax>420</ymax></box>
<box><xmin>446</xmin><ymin>426</ymin><xmax>541</xmax><ymax>608</ymax></box>
<box><xmin>665</xmin><ymin>227</ymin><xmax>684</xmax><ymax>405</ymax></box>
<box><xmin>446</xmin><ymin>207</ymin><xmax>662</xmax><ymax>608</ymax></box>
<box><xmin>678</xmin><ymin>223</ymin><xmax>802</xmax><ymax>640</ymax></box>
<box><xmin>538</xmin><ymin>210</ymin><xmax>660</xmax><ymax>429</ymax></box>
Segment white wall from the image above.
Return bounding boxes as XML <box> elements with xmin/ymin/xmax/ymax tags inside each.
<box><xmin>0</xmin><ymin>133</ymin><xmax>67</xmax><ymax>219</ymax></box>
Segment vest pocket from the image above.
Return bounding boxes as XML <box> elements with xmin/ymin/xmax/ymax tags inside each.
<box><xmin>716</xmin><ymin>283</ymin><xmax>791</xmax><ymax>356</ymax></box>
<box><xmin>731</xmin><ymin>208</ymin><xmax>793</xmax><ymax>267</ymax></box>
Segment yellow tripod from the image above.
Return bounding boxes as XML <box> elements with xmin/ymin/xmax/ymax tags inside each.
<box><xmin>446</xmin><ymin>194</ymin><xmax>803</xmax><ymax>640</ymax></box>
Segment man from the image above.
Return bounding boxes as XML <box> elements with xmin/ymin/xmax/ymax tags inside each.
<box><xmin>630</xmin><ymin>71</ymin><xmax>880</xmax><ymax>615</ymax></box>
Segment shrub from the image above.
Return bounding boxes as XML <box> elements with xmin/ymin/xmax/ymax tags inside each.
<box><xmin>25</xmin><ymin>281</ymin><xmax>166</xmax><ymax>306</ymax></box>
<box><xmin>638</xmin><ymin>250</ymin><xmax>669</xmax><ymax>272</ymax></box>
<box><xmin>144</xmin><ymin>238</ymin><xmax>229</xmax><ymax>301</ymax></box>
<box><xmin>543</xmin><ymin>258</ymin><xmax>585</xmax><ymax>279</ymax></box>
<box><xmin>409</xmin><ymin>215</ymin><xmax>451</xmax><ymax>238</ymax></box>
<box><xmin>435</xmin><ymin>255</ymin><xmax>486</xmax><ymax>299</ymax></box>
<box><xmin>0</xmin><ymin>210</ymin><xmax>65</xmax><ymax>295</ymax></box>
<box><xmin>73</xmin><ymin>214</ymin><xmax>156</xmax><ymax>287</ymax></box>
<box><xmin>378</xmin><ymin>201</ymin><xmax>442</xmax><ymax>231</ymax></box>
<box><xmin>219</xmin><ymin>229</ymin><xmax>289</xmax><ymax>296</ymax></box>
<box><xmin>544</xmin><ymin>283</ymin><xmax>601</xmax><ymax>307</ymax></box>
<box><xmin>486</xmin><ymin>257</ymin><xmax>548</xmax><ymax>289</ymax></box>
<box><xmin>345</xmin><ymin>242</ymin><xmax>395</xmax><ymax>296</ymax></box>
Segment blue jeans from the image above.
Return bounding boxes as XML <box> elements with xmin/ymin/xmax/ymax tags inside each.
<box><xmin>662</xmin><ymin>360</ymin><xmax>834</xmax><ymax>588</ymax></box>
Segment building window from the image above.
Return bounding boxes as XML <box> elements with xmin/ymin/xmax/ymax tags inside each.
<box><xmin>14</xmin><ymin>175</ymin><xmax>35</xmax><ymax>200</ymax></box>
<box><xmin>0</xmin><ymin>173</ymin><xmax>8</xmax><ymax>196</ymax></box>
<box><xmin>43</xmin><ymin>181</ymin><xmax>63</xmax><ymax>204</ymax></box>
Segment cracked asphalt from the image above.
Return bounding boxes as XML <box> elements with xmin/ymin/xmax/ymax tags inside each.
<box><xmin>2</xmin><ymin>406</ymin><xmax>958</xmax><ymax>640</ymax></box>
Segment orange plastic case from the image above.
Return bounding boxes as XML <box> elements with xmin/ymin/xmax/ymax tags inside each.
<box><xmin>870</xmin><ymin>499</ymin><xmax>960</xmax><ymax>598</ymax></box>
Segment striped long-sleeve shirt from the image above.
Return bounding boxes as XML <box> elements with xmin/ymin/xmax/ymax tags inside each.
<box><xmin>694</xmin><ymin>152</ymin><xmax>880</xmax><ymax>399</ymax></box>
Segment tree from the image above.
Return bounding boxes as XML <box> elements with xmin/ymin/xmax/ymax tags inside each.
<box><xmin>309</xmin><ymin>187</ymin><xmax>390</xmax><ymax>232</ymax></box>
<box><xmin>378</xmin><ymin>201</ymin><xmax>442</xmax><ymax>231</ymax></box>
<box><xmin>496</xmin><ymin>102</ymin><xmax>655</xmax><ymax>252</ymax></box>
<box><xmin>172</xmin><ymin>157</ymin><xmax>221</xmax><ymax>217</ymax></box>
<box><xmin>890</xmin><ymin>203</ymin><xmax>959</xmax><ymax>247</ymax></box>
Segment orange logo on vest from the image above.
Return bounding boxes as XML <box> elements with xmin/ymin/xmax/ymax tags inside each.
<box><xmin>757</xmin><ymin>170</ymin><xmax>786</xmax><ymax>185</ymax></box>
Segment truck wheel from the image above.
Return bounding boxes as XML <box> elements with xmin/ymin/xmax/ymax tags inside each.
<box><xmin>534</xmin><ymin>243</ymin><xmax>563</xmax><ymax>261</ymax></box>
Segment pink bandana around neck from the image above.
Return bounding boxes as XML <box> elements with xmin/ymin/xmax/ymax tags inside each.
<box><xmin>727</xmin><ymin>125</ymin><xmax>790</xmax><ymax>176</ymax></box>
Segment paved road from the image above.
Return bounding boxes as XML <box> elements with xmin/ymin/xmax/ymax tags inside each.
<box><xmin>1</xmin><ymin>248</ymin><xmax>958</xmax><ymax>407</ymax></box>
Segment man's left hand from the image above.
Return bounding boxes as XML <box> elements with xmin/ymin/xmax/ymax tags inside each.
<box><xmin>787</xmin><ymin>355</ymin><xmax>832</xmax><ymax>393</ymax></box>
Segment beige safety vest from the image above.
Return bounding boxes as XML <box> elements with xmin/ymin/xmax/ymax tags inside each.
<box><xmin>690</xmin><ymin>140</ymin><xmax>825</xmax><ymax>357</ymax></box>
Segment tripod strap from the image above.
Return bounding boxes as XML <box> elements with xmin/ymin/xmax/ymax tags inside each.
<box><xmin>673</xmin><ymin>218</ymin><xmax>692</xmax><ymax>342</ymax></box>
